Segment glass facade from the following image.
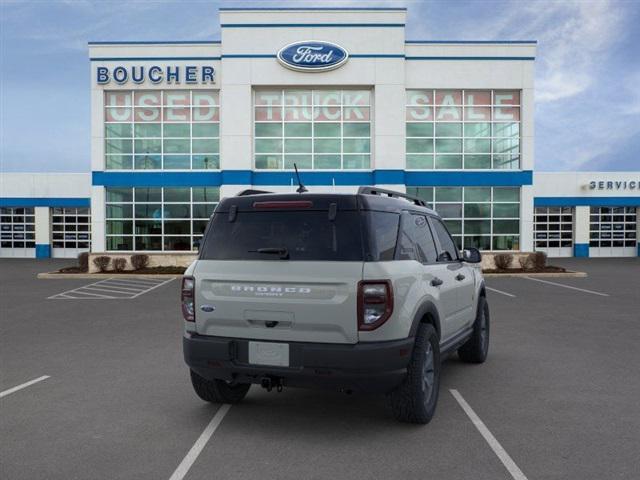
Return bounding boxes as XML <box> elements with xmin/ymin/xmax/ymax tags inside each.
<box><xmin>406</xmin><ymin>187</ymin><xmax>520</xmax><ymax>250</ymax></box>
<box><xmin>406</xmin><ymin>90</ymin><xmax>520</xmax><ymax>170</ymax></box>
<box><xmin>105</xmin><ymin>187</ymin><xmax>219</xmax><ymax>251</ymax></box>
<box><xmin>52</xmin><ymin>207</ymin><xmax>91</xmax><ymax>250</ymax></box>
<box><xmin>254</xmin><ymin>89</ymin><xmax>371</xmax><ymax>170</ymax></box>
<box><xmin>104</xmin><ymin>90</ymin><xmax>219</xmax><ymax>170</ymax></box>
<box><xmin>0</xmin><ymin>207</ymin><xmax>35</xmax><ymax>249</ymax></box>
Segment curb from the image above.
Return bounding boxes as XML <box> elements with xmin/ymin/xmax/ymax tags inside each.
<box><xmin>37</xmin><ymin>272</ymin><xmax>183</xmax><ymax>279</ymax></box>
<box><xmin>483</xmin><ymin>271</ymin><xmax>587</xmax><ymax>278</ymax></box>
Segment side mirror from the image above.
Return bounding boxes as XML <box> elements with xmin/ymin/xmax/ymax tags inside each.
<box><xmin>462</xmin><ymin>247</ymin><xmax>482</xmax><ymax>263</ymax></box>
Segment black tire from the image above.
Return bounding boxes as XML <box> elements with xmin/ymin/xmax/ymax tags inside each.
<box><xmin>458</xmin><ymin>295</ymin><xmax>490</xmax><ymax>363</ymax></box>
<box><xmin>389</xmin><ymin>323</ymin><xmax>441</xmax><ymax>424</ymax></box>
<box><xmin>190</xmin><ymin>370</ymin><xmax>251</xmax><ymax>404</ymax></box>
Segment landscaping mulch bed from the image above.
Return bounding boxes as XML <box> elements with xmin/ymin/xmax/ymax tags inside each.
<box><xmin>483</xmin><ymin>265</ymin><xmax>567</xmax><ymax>274</ymax></box>
<box><xmin>56</xmin><ymin>266</ymin><xmax>186</xmax><ymax>275</ymax></box>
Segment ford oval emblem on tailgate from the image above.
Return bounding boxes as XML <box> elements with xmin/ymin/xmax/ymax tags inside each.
<box><xmin>200</xmin><ymin>305</ymin><xmax>215</xmax><ymax>312</ymax></box>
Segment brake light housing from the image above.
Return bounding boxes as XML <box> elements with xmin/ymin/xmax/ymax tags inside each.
<box><xmin>181</xmin><ymin>276</ymin><xmax>195</xmax><ymax>322</ymax></box>
<box><xmin>357</xmin><ymin>280</ymin><xmax>394</xmax><ymax>331</ymax></box>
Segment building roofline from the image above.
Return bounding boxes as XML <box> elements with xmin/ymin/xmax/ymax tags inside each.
<box><xmin>88</xmin><ymin>41</ymin><xmax>221</xmax><ymax>45</ymax></box>
<box><xmin>218</xmin><ymin>7</ymin><xmax>407</xmax><ymax>11</ymax></box>
<box><xmin>406</xmin><ymin>40</ymin><xmax>537</xmax><ymax>44</ymax></box>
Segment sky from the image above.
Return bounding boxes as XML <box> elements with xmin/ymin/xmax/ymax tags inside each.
<box><xmin>1</xmin><ymin>0</ymin><xmax>639</xmax><ymax>173</ymax></box>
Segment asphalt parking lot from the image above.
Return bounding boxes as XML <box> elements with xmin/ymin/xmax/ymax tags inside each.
<box><xmin>1</xmin><ymin>257</ymin><xmax>639</xmax><ymax>480</ymax></box>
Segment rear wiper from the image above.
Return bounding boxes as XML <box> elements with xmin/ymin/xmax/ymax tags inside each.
<box><xmin>249</xmin><ymin>247</ymin><xmax>290</xmax><ymax>260</ymax></box>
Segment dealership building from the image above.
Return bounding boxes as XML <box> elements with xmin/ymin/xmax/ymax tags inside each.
<box><xmin>1</xmin><ymin>7</ymin><xmax>638</xmax><ymax>259</ymax></box>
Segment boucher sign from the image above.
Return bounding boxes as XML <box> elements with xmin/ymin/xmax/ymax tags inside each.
<box><xmin>589</xmin><ymin>180</ymin><xmax>639</xmax><ymax>190</ymax></box>
<box><xmin>96</xmin><ymin>65</ymin><xmax>215</xmax><ymax>85</ymax></box>
<box><xmin>277</xmin><ymin>41</ymin><xmax>349</xmax><ymax>72</ymax></box>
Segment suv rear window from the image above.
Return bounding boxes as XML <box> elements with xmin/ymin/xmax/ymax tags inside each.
<box><xmin>200</xmin><ymin>210</ymin><xmax>364</xmax><ymax>261</ymax></box>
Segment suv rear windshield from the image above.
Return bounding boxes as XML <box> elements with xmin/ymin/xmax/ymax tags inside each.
<box><xmin>200</xmin><ymin>210</ymin><xmax>364</xmax><ymax>261</ymax></box>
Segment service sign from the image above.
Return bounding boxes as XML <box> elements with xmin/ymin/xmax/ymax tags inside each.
<box><xmin>277</xmin><ymin>41</ymin><xmax>349</xmax><ymax>72</ymax></box>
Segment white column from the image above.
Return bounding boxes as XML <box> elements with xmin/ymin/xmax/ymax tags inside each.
<box><xmin>520</xmin><ymin>185</ymin><xmax>534</xmax><ymax>252</ymax></box>
<box><xmin>573</xmin><ymin>206</ymin><xmax>590</xmax><ymax>257</ymax></box>
<box><xmin>34</xmin><ymin>207</ymin><xmax>51</xmax><ymax>258</ymax></box>
<box><xmin>91</xmin><ymin>186</ymin><xmax>105</xmax><ymax>252</ymax></box>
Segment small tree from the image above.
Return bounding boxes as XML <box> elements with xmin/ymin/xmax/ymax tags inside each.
<box><xmin>92</xmin><ymin>255</ymin><xmax>111</xmax><ymax>273</ymax></box>
<box><xmin>532</xmin><ymin>251</ymin><xmax>547</xmax><ymax>270</ymax></box>
<box><xmin>113</xmin><ymin>258</ymin><xmax>127</xmax><ymax>272</ymax></box>
<box><xmin>130</xmin><ymin>254</ymin><xmax>149</xmax><ymax>271</ymax></box>
<box><xmin>518</xmin><ymin>254</ymin><xmax>533</xmax><ymax>271</ymax></box>
<box><xmin>493</xmin><ymin>253</ymin><xmax>513</xmax><ymax>271</ymax></box>
<box><xmin>78</xmin><ymin>252</ymin><xmax>89</xmax><ymax>272</ymax></box>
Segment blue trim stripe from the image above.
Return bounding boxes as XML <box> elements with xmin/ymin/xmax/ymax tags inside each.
<box><xmin>406</xmin><ymin>56</ymin><xmax>535</xmax><ymax>61</ymax></box>
<box><xmin>219</xmin><ymin>7</ymin><xmax>407</xmax><ymax>11</ymax></box>
<box><xmin>220</xmin><ymin>23</ymin><xmax>405</xmax><ymax>28</ymax></box>
<box><xmin>0</xmin><ymin>198</ymin><xmax>91</xmax><ymax>208</ymax></box>
<box><xmin>221</xmin><ymin>54</ymin><xmax>405</xmax><ymax>59</ymax></box>
<box><xmin>35</xmin><ymin>244</ymin><xmax>51</xmax><ymax>259</ymax></box>
<box><xmin>534</xmin><ymin>197</ymin><xmax>640</xmax><ymax>207</ymax></box>
<box><xmin>88</xmin><ymin>40</ymin><xmax>221</xmax><ymax>45</ymax></box>
<box><xmin>574</xmin><ymin>244</ymin><xmax>589</xmax><ymax>258</ymax></box>
<box><xmin>90</xmin><ymin>56</ymin><xmax>220</xmax><ymax>62</ymax></box>
<box><xmin>406</xmin><ymin>40</ymin><xmax>537</xmax><ymax>44</ymax></box>
<box><xmin>92</xmin><ymin>170</ymin><xmax>533</xmax><ymax>187</ymax></box>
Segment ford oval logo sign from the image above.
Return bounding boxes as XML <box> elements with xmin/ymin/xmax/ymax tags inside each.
<box><xmin>277</xmin><ymin>41</ymin><xmax>349</xmax><ymax>72</ymax></box>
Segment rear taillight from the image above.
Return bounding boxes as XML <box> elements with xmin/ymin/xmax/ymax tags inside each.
<box><xmin>181</xmin><ymin>276</ymin><xmax>195</xmax><ymax>322</ymax></box>
<box><xmin>357</xmin><ymin>280</ymin><xmax>394</xmax><ymax>331</ymax></box>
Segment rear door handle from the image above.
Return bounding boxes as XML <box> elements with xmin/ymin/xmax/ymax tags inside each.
<box><xmin>455</xmin><ymin>274</ymin><xmax>466</xmax><ymax>281</ymax></box>
<box><xmin>431</xmin><ymin>277</ymin><xmax>443</xmax><ymax>287</ymax></box>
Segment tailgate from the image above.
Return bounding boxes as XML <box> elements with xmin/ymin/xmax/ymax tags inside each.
<box><xmin>194</xmin><ymin>260</ymin><xmax>363</xmax><ymax>344</ymax></box>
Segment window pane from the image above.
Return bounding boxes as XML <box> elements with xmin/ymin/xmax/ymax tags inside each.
<box><xmin>192</xmin><ymin>187</ymin><xmax>219</xmax><ymax>203</ymax></box>
<box><xmin>493</xmin><ymin>220</ymin><xmax>520</xmax><ymax>234</ymax></box>
<box><xmin>493</xmin><ymin>188</ymin><xmax>520</xmax><ymax>202</ymax></box>
<box><xmin>256</xmin><ymin>123</ymin><xmax>283</xmax><ymax>137</ymax></box>
<box><xmin>315</xmin><ymin>123</ymin><xmax>341</xmax><ymax>137</ymax></box>
<box><xmin>464</xmin><ymin>204</ymin><xmax>491</xmax><ymax>218</ymax></box>
<box><xmin>255</xmin><ymin>139</ymin><xmax>282</xmax><ymax>154</ymax></box>
<box><xmin>435</xmin><ymin>203</ymin><xmax>462</xmax><ymax>218</ymax></box>
<box><xmin>106</xmin><ymin>155</ymin><xmax>132</xmax><ymax>170</ymax></box>
<box><xmin>106</xmin><ymin>220</ymin><xmax>132</xmax><ymax>235</ymax></box>
<box><xmin>135</xmin><ymin>220</ymin><xmax>162</xmax><ymax>235</ymax></box>
<box><xmin>315</xmin><ymin>155</ymin><xmax>341</xmax><ymax>169</ymax></box>
<box><xmin>163</xmin><ymin>155</ymin><xmax>190</xmax><ymax>169</ymax></box>
<box><xmin>284</xmin><ymin>139</ymin><xmax>312</xmax><ymax>153</ymax></box>
<box><xmin>192</xmin><ymin>155</ymin><xmax>219</xmax><ymax>169</ymax></box>
<box><xmin>406</xmin><ymin>122</ymin><xmax>433</xmax><ymax>137</ymax></box>
<box><xmin>493</xmin><ymin>155</ymin><xmax>519</xmax><ymax>169</ymax></box>
<box><xmin>163</xmin><ymin>124</ymin><xmax>190</xmax><ymax>137</ymax></box>
<box><xmin>464</xmin><ymin>139</ymin><xmax>491</xmax><ymax>153</ymax></box>
<box><xmin>343</xmin><ymin>123</ymin><xmax>370</xmax><ymax>137</ymax></box>
<box><xmin>134</xmin><ymin>155</ymin><xmax>161</xmax><ymax>169</ymax></box>
<box><xmin>343</xmin><ymin>138</ymin><xmax>370</xmax><ymax>154</ymax></box>
<box><xmin>106</xmin><ymin>139</ymin><xmax>132</xmax><ymax>154</ymax></box>
<box><xmin>435</xmin><ymin>187</ymin><xmax>462</xmax><ymax>202</ymax></box>
<box><xmin>135</xmin><ymin>139</ymin><xmax>161</xmax><ymax>154</ymax></box>
<box><xmin>164</xmin><ymin>204</ymin><xmax>190</xmax><ymax>219</ymax></box>
<box><xmin>192</xmin><ymin>138</ymin><xmax>218</xmax><ymax>153</ymax></box>
<box><xmin>192</xmin><ymin>123</ymin><xmax>219</xmax><ymax>137</ymax></box>
<box><xmin>284</xmin><ymin>123</ymin><xmax>312</xmax><ymax>137</ymax></box>
<box><xmin>135</xmin><ymin>188</ymin><xmax>161</xmax><ymax>202</ymax></box>
<box><xmin>406</xmin><ymin>154</ymin><xmax>433</xmax><ymax>169</ymax></box>
<box><xmin>106</xmin><ymin>188</ymin><xmax>133</xmax><ymax>202</ymax></box>
<box><xmin>107</xmin><ymin>236</ymin><xmax>133</xmax><ymax>250</ymax></box>
<box><xmin>464</xmin><ymin>123</ymin><xmax>491</xmax><ymax>137</ymax></box>
<box><xmin>465</xmin><ymin>187</ymin><xmax>491</xmax><ymax>202</ymax></box>
<box><xmin>464</xmin><ymin>220</ymin><xmax>491</xmax><ymax>234</ymax></box>
<box><xmin>435</xmin><ymin>139</ymin><xmax>462</xmax><ymax>153</ymax></box>
<box><xmin>284</xmin><ymin>155</ymin><xmax>312</xmax><ymax>169</ymax></box>
<box><xmin>314</xmin><ymin>139</ymin><xmax>340</xmax><ymax>153</ymax></box>
<box><xmin>493</xmin><ymin>204</ymin><xmax>520</xmax><ymax>218</ymax></box>
<box><xmin>164</xmin><ymin>188</ymin><xmax>190</xmax><ymax>202</ymax></box>
<box><xmin>135</xmin><ymin>204</ymin><xmax>162</xmax><ymax>219</ymax></box>
<box><xmin>465</xmin><ymin>155</ymin><xmax>491</xmax><ymax>169</ymax></box>
<box><xmin>255</xmin><ymin>154</ymin><xmax>282</xmax><ymax>169</ymax></box>
<box><xmin>106</xmin><ymin>204</ymin><xmax>132</xmax><ymax>218</ymax></box>
<box><xmin>164</xmin><ymin>221</ymin><xmax>191</xmax><ymax>235</ymax></box>
<box><xmin>134</xmin><ymin>123</ymin><xmax>161</xmax><ymax>137</ymax></box>
<box><xmin>435</xmin><ymin>155</ymin><xmax>462</xmax><ymax>169</ymax></box>
<box><xmin>343</xmin><ymin>154</ymin><xmax>370</xmax><ymax>169</ymax></box>
<box><xmin>435</xmin><ymin>123</ymin><xmax>462</xmax><ymax>137</ymax></box>
<box><xmin>163</xmin><ymin>139</ymin><xmax>189</xmax><ymax>154</ymax></box>
<box><xmin>407</xmin><ymin>138</ymin><xmax>433</xmax><ymax>154</ymax></box>
<box><xmin>106</xmin><ymin>124</ymin><xmax>132</xmax><ymax>138</ymax></box>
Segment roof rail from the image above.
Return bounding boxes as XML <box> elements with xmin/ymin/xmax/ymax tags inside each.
<box><xmin>236</xmin><ymin>189</ymin><xmax>273</xmax><ymax>196</ymax></box>
<box><xmin>357</xmin><ymin>186</ymin><xmax>428</xmax><ymax>207</ymax></box>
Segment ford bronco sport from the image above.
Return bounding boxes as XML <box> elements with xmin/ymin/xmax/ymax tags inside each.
<box><xmin>182</xmin><ymin>187</ymin><xmax>489</xmax><ymax>424</ymax></box>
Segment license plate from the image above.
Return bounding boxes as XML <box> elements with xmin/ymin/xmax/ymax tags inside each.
<box><xmin>248</xmin><ymin>341</ymin><xmax>290</xmax><ymax>367</ymax></box>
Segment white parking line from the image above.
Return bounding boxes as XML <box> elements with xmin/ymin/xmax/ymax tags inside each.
<box><xmin>523</xmin><ymin>276</ymin><xmax>610</xmax><ymax>297</ymax></box>
<box><xmin>450</xmin><ymin>389</ymin><xmax>528</xmax><ymax>480</ymax></box>
<box><xmin>486</xmin><ymin>286</ymin><xmax>516</xmax><ymax>298</ymax></box>
<box><xmin>168</xmin><ymin>404</ymin><xmax>232</xmax><ymax>480</ymax></box>
<box><xmin>49</xmin><ymin>277</ymin><xmax>175</xmax><ymax>300</ymax></box>
<box><xmin>1</xmin><ymin>375</ymin><xmax>50</xmax><ymax>399</ymax></box>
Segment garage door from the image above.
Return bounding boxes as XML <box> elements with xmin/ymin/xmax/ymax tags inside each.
<box><xmin>589</xmin><ymin>207</ymin><xmax>637</xmax><ymax>257</ymax></box>
<box><xmin>534</xmin><ymin>207</ymin><xmax>573</xmax><ymax>257</ymax></box>
<box><xmin>51</xmin><ymin>207</ymin><xmax>91</xmax><ymax>258</ymax></box>
<box><xmin>0</xmin><ymin>207</ymin><xmax>36</xmax><ymax>258</ymax></box>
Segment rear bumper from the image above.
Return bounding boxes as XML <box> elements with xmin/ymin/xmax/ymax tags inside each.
<box><xmin>183</xmin><ymin>332</ymin><xmax>414</xmax><ymax>393</ymax></box>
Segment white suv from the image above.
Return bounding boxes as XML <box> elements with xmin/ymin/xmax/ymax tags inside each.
<box><xmin>182</xmin><ymin>187</ymin><xmax>489</xmax><ymax>424</ymax></box>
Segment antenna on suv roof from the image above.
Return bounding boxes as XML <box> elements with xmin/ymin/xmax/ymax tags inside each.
<box><xmin>293</xmin><ymin>163</ymin><xmax>308</xmax><ymax>194</ymax></box>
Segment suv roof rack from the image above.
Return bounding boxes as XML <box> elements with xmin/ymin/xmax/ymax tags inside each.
<box><xmin>357</xmin><ymin>186</ymin><xmax>428</xmax><ymax>207</ymax></box>
<box><xmin>236</xmin><ymin>189</ymin><xmax>273</xmax><ymax>196</ymax></box>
